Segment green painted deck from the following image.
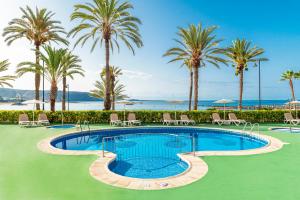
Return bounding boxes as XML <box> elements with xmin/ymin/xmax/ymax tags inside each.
<box><xmin>0</xmin><ymin>124</ymin><xmax>299</xmax><ymax>200</ymax></box>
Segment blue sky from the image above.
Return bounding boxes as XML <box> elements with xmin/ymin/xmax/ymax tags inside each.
<box><xmin>1</xmin><ymin>0</ymin><xmax>300</xmax><ymax>100</ymax></box>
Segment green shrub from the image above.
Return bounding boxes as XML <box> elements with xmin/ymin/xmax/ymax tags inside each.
<box><xmin>0</xmin><ymin>110</ymin><xmax>295</xmax><ymax>124</ymax></box>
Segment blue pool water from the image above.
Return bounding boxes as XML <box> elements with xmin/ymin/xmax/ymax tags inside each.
<box><xmin>271</xmin><ymin>127</ymin><xmax>300</xmax><ymax>133</ymax></box>
<box><xmin>48</xmin><ymin>124</ymin><xmax>76</xmax><ymax>129</ymax></box>
<box><xmin>51</xmin><ymin>127</ymin><xmax>267</xmax><ymax>179</ymax></box>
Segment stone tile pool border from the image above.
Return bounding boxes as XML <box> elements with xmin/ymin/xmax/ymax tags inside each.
<box><xmin>37</xmin><ymin>126</ymin><xmax>285</xmax><ymax>190</ymax></box>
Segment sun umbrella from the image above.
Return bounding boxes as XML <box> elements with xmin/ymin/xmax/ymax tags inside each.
<box><xmin>289</xmin><ymin>100</ymin><xmax>300</xmax><ymax>105</ymax></box>
<box><xmin>168</xmin><ymin>100</ymin><xmax>184</xmax><ymax>120</ymax></box>
<box><xmin>23</xmin><ymin>99</ymin><xmax>45</xmax><ymax>122</ymax></box>
<box><xmin>213</xmin><ymin>99</ymin><xmax>234</xmax><ymax>120</ymax></box>
<box><xmin>116</xmin><ymin>100</ymin><xmax>136</xmax><ymax>121</ymax></box>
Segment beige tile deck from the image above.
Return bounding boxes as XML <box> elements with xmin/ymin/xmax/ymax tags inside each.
<box><xmin>37</xmin><ymin>126</ymin><xmax>285</xmax><ymax>190</ymax></box>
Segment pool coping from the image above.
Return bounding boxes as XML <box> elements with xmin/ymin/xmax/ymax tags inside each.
<box><xmin>37</xmin><ymin>126</ymin><xmax>285</xmax><ymax>190</ymax></box>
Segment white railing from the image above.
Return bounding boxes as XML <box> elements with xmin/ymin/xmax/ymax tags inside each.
<box><xmin>76</xmin><ymin>120</ymin><xmax>91</xmax><ymax>145</ymax></box>
<box><xmin>76</xmin><ymin>120</ymin><xmax>90</xmax><ymax>132</ymax></box>
<box><xmin>251</xmin><ymin>123</ymin><xmax>260</xmax><ymax>134</ymax></box>
<box><xmin>243</xmin><ymin>122</ymin><xmax>260</xmax><ymax>134</ymax></box>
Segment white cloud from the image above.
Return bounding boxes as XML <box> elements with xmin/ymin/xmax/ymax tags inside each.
<box><xmin>122</xmin><ymin>70</ymin><xmax>153</xmax><ymax>80</ymax></box>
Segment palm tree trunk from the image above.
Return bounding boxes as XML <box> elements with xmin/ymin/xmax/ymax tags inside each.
<box><xmin>239</xmin><ymin>70</ymin><xmax>244</xmax><ymax>111</ymax></box>
<box><xmin>112</xmin><ymin>95</ymin><xmax>116</xmax><ymax>110</ymax></box>
<box><xmin>290</xmin><ymin>79</ymin><xmax>296</xmax><ymax>101</ymax></box>
<box><xmin>111</xmin><ymin>78</ymin><xmax>115</xmax><ymax>110</ymax></box>
<box><xmin>193</xmin><ymin>66</ymin><xmax>199</xmax><ymax>110</ymax></box>
<box><xmin>189</xmin><ymin>70</ymin><xmax>193</xmax><ymax>111</ymax></box>
<box><xmin>35</xmin><ymin>44</ymin><xmax>41</xmax><ymax>110</ymax></box>
<box><xmin>104</xmin><ymin>39</ymin><xmax>111</xmax><ymax>110</ymax></box>
<box><xmin>62</xmin><ymin>75</ymin><xmax>66</xmax><ymax>111</ymax></box>
<box><xmin>50</xmin><ymin>81</ymin><xmax>58</xmax><ymax>112</ymax></box>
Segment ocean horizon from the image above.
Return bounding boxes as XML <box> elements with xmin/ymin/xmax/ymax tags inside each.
<box><xmin>0</xmin><ymin>99</ymin><xmax>290</xmax><ymax>111</ymax></box>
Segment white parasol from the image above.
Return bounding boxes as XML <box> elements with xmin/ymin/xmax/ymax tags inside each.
<box><xmin>168</xmin><ymin>100</ymin><xmax>184</xmax><ymax>120</ymax></box>
<box><xmin>213</xmin><ymin>99</ymin><xmax>234</xmax><ymax>120</ymax></box>
<box><xmin>286</xmin><ymin>100</ymin><xmax>300</xmax><ymax>119</ymax></box>
<box><xmin>23</xmin><ymin>99</ymin><xmax>45</xmax><ymax>122</ymax></box>
<box><xmin>116</xmin><ymin>100</ymin><xmax>136</xmax><ymax>121</ymax></box>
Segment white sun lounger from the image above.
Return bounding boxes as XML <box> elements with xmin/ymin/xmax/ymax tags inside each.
<box><xmin>212</xmin><ymin>113</ymin><xmax>230</xmax><ymax>126</ymax></box>
<box><xmin>284</xmin><ymin>113</ymin><xmax>300</xmax><ymax>125</ymax></box>
<box><xmin>179</xmin><ymin>115</ymin><xmax>195</xmax><ymax>125</ymax></box>
<box><xmin>163</xmin><ymin>113</ymin><xmax>177</xmax><ymax>125</ymax></box>
<box><xmin>228</xmin><ymin>113</ymin><xmax>246</xmax><ymax>126</ymax></box>
<box><xmin>37</xmin><ymin>113</ymin><xmax>50</xmax><ymax>126</ymax></box>
<box><xmin>18</xmin><ymin>114</ymin><xmax>31</xmax><ymax>127</ymax></box>
<box><xmin>110</xmin><ymin>113</ymin><xmax>122</xmax><ymax>126</ymax></box>
<box><xmin>127</xmin><ymin>113</ymin><xmax>141</xmax><ymax>126</ymax></box>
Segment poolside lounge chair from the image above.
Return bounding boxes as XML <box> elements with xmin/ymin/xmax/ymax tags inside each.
<box><xmin>37</xmin><ymin>113</ymin><xmax>50</xmax><ymax>126</ymax></box>
<box><xmin>179</xmin><ymin>115</ymin><xmax>195</xmax><ymax>125</ymax></box>
<box><xmin>211</xmin><ymin>113</ymin><xmax>229</xmax><ymax>126</ymax></box>
<box><xmin>163</xmin><ymin>113</ymin><xmax>177</xmax><ymax>125</ymax></box>
<box><xmin>228</xmin><ymin>113</ymin><xmax>246</xmax><ymax>126</ymax></box>
<box><xmin>18</xmin><ymin>114</ymin><xmax>31</xmax><ymax>127</ymax></box>
<box><xmin>127</xmin><ymin>113</ymin><xmax>141</xmax><ymax>126</ymax></box>
<box><xmin>284</xmin><ymin>113</ymin><xmax>300</xmax><ymax>125</ymax></box>
<box><xmin>110</xmin><ymin>113</ymin><xmax>122</xmax><ymax>126</ymax></box>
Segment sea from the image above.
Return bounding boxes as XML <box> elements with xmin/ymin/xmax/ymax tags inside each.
<box><xmin>0</xmin><ymin>100</ymin><xmax>289</xmax><ymax>111</ymax></box>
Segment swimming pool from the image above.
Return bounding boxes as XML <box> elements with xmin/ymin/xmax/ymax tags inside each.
<box><xmin>271</xmin><ymin>127</ymin><xmax>300</xmax><ymax>133</ymax></box>
<box><xmin>47</xmin><ymin>124</ymin><xmax>76</xmax><ymax>129</ymax></box>
<box><xmin>51</xmin><ymin>127</ymin><xmax>267</xmax><ymax>179</ymax></box>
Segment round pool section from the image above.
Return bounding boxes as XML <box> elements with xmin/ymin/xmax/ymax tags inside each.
<box><xmin>50</xmin><ymin>127</ymin><xmax>268</xmax><ymax>179</ymax></box>
<box><xmin>48</xmin><ymin>124</ymin><xmax>76</xmax><ymax>129</ymax></box>
<box><xmin>271</xmin><ymin>127</ymin><xmax>300</xmax><ymax>133</ymax></box>
<box><xmin>108</xmin><ymin>133</ymin><xmax>190</xmax><ymax>179</ymax></box>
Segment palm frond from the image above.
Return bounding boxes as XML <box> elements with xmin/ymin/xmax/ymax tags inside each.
<box><xmin>0</xmin><ymin>60</ymin><xmax>15</xmax><ymax>88</ymax></box>
<box><xmin>223</xmin><ymin>39</ymin><xmax>267</xmax><ymax>75</ymax></box>
<box><xmin>164</xmin><ymin>23</ymin><xmax>225</xmax><ymax>70</ymax></box>
<box><xmin>3</xmin><ymin>6</ymin><xmax>68</xmax><ymax>47</ymax></box>
<box><xmin>69</xmin><ymin>0</ymin><xmax>143</xmax><ymax>53</ymax></box>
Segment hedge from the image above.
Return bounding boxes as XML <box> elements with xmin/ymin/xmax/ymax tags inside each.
<box><xmin>0</xmin><ymin>110</ymin><xmax>296</xmax><ymax>124</ymax></box>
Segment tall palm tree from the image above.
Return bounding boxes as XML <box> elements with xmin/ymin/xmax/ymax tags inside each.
<box><xmin>90</xmin><ymin>76</ymin><xmax>128</xmax><ymax>108</ymax></box>
<box><xmin>69</xmin><ymin>0</ymin><xmax>143</xmax><ymax>110</ymax></box>
<box><xmin>223</xmin><ymin>39</ymin><xmax>266</xmax><ymax>110</ymax></box>
<box><xmin>186</xmin><ymin>61</ymin><xmax>193</xmax><ymax>111</ymax></box>
<box><xmin>3</xmin><ymin>6</ymin><xmax>68</xmax><ymax>110</ymax></box>
<box><xmin>17</xmin><ymin>46</ymin><xmax>66</xmax><ymax>111</ymax></box>
<box><xmin>164</xmin><ymin>24</ymin><xmax>226</xmax><ymax>110</ymax></box>
<box><xmin>62</xmin><ymin>52</ymin><xmax>85</xmax><ymax>111</ymax></box>
<box><xmin>101</xmin><ymin>66</ymin><xmax>123</xmax><ymax>110</ymax></box>
<box><xmin>281</xmin><ymin>70</ymin><xmax>299</xmax><ymax>101</ymax></box>
<box><xmin>0</xmin><ymin>60</ymin><xmax>15</xmax><ymax>88</ymax></box>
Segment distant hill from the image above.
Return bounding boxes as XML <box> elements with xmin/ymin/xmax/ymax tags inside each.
<box><xmin>0</xmin><ymin>88</ymin><xmax>100</xmax><ymax>102</ymax></box>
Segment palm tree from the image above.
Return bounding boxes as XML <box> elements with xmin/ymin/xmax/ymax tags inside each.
<box><xmin>3</xmin><ymin>6</ymin><xmax>68</xmax><ymax>110</ymax></box>
<box><xmin>17</xmin><ymin>46</ymin><xmax>67</xmax><ymax>111</ymax></box>
<box><xmin>281</xmin><ymin>70</ymin><xmax>299</xmax><ymax>101</ymax></box>
<box><xmin>0</xmin><ymin>60</ymin><xmax>15</xmax><ymax>88</ymax></box>
<box><xmin>186</xmin><ymin>62</ymin><xmax>193</xmax><ymax>111</ymax></box>
<box><xmin>223</xmin><ymin>39</ymin><xmax>266</xmax><ymax>110</ymax></box>
<box><xmin>69</xmin><ymin>0</ymin><xmax>143</xmax><ymax>110</ymax></box>
<box><xmin>164</xmin><ymin>24</ymin><xmax>226</xmax><ymax>110</ymax></box>
<box><xmin>62</xmin><ymin>52</ymin><xmax>85</xmax><ymax>111</ymax></box>
<box><xmin>90</xmin><ymin>76</ymin><xmax>128</xmax><ymax>109</ymax></box>
<box><xmin>101</xmin><ymin>66</ymin><xmax>123</xmax><ymax>110</ymax></box>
